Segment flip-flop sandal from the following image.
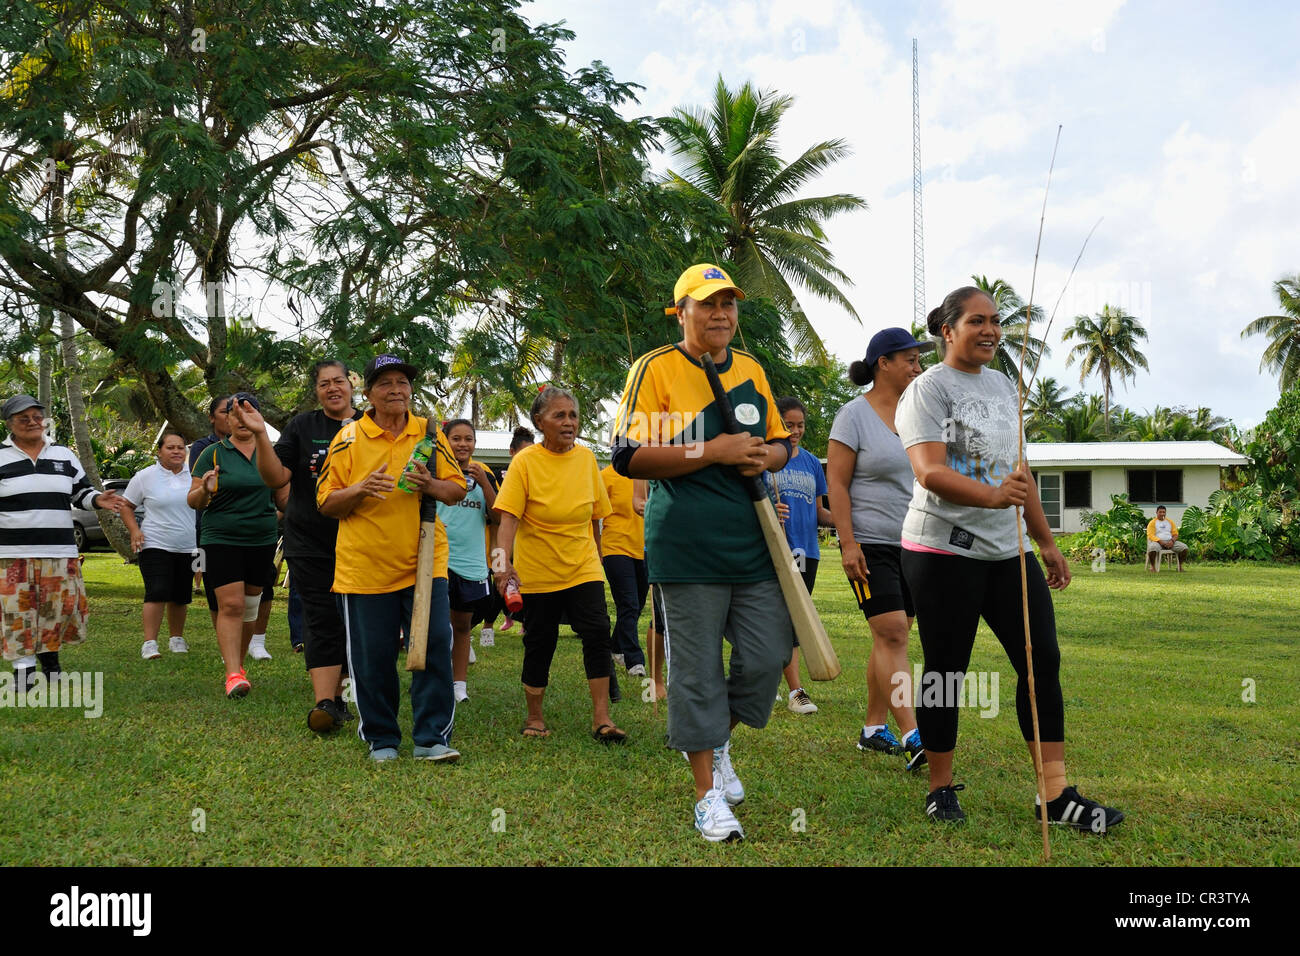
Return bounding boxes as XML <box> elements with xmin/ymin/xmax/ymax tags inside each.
<box><xmin>591</xmin><ymin>723</ymin><xmax>627</xmax><ymax>745</ymax></box>
<box><xmin>520</xmin><ymin>723</ymin><xmax>551</xmax><ymax>738</ymax></box>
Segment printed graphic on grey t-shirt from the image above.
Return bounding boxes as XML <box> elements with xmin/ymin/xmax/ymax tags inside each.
<box><xmin>947</xmin><ymin>394</ymin><xmax>1021</xmax><ymax>484</ymax></box>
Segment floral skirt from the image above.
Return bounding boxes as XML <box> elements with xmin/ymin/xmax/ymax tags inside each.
<box><xmin>0</xmin><ymin>558</ymin><xmax>88</xmax><ymax>660</ymax></box>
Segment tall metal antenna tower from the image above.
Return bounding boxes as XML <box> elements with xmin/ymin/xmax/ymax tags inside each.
<box><xmin>912</xmin><ymin>38</ymin><xmax>925</xmax><ymax>330</ymax></box>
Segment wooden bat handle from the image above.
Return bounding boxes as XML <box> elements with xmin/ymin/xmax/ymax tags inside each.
<box><xmin>699</xmin><ymin>354</ymin><xmax>765</xmax><ymax>502</ymax></box>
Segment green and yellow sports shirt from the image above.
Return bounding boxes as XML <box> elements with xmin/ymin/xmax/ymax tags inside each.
<box><xmin>610</xmin><ymin>344</ymin><xmax>789</xmax><ymax>584</ymax></box>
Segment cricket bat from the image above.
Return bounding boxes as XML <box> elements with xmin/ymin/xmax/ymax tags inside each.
<box><xmin>700</xmin><ymin>354</ymin><xmax>841</xmax><ymax>681</ymax></box>
<box><xmin>406</xmin><ymin>425</ymin><xmax>440</xmax><ymax>672</ymax></box>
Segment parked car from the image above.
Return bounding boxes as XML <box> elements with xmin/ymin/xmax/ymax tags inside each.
<box><xmin>71</xmin><ymin>478</ymin><xmax>141</xmax><ymax>552</ymax></box>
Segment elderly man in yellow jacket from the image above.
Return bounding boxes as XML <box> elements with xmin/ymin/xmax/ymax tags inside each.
<box><xmin>1146</xmin><ymin>505</ymin><xmax>1189</xmax><ymax>571</ymax></box>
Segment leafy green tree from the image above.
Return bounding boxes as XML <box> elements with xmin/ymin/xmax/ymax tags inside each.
<box><xmin>661</xmin><ymin>76</ymin><xmax>867</xmax><ymax>362</ymax></box>
<box><xmin>1244</xmin><ymin>387</ymin><xmax>1300</xmax><ymax>497</ymax></box>
<box><xmin>0</xmin><ymin>1</ymin><xmax>704</xmax><ymax>437</ymax></box>
<box><xmin>1241</xmin><ymin>274</ymin><xmax>1300</xmax><ymax>392</ymax></box>
<box><xmin>970</xmin><ymin>275</ymin><xmax>1050</xmax><ymax>388</ymax></box>
<box><xmin>1062</xmin><ymin>304</ymin><xmax>1150</xmax><ymax>432</ymax></box>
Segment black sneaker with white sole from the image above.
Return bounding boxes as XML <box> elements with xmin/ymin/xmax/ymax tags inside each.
<box><xmin>1036</xmin><ymin>785</ymin><xmax>1124</xmax><ymax>833</ymax></box>
<box><xmin>925</xmin><ymin>783</ymin><xmax>966</xmax><ymax>823</ymax></box>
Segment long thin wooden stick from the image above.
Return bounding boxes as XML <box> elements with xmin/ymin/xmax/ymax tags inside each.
<box><xmin>648</xmin><ymin>584</ymin><xmax>658</xmax><ymax>717</ymax></box>
<box><xmin>1024</xmin><ymin>217</ymin><xmax>1104</xmax><ymax>395</ymax></box>
<box><xmin>1016</xmin><ymin>125</ymin><xmax>1061</xmax><ymax>863</ymax></box>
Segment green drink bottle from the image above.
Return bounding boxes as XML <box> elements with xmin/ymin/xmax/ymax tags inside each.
<box><xmin>397</xmin><ymin>435</ymin><xmax>435</xmax><ymax>493</ymax></box>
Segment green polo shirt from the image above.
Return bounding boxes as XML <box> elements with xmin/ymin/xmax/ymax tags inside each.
<box><xmin>191</xmin><ymin>438</ymin><xmax>278</xmax><ymax>547</ymax></box>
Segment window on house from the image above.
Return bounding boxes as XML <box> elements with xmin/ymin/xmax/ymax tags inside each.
<box><xmin>1063</xmin><ymin>471</ymin><xmax>1092</xmax><ymax>509</ymax></box>
<box><xmin>1128</xmin><ymin>469</ymin><xmax>1183</xmax><ymax>503</ymax></box>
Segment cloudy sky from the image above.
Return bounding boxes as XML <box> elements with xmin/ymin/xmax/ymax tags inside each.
<box><xmin>522</xmin><ymin>0</ymin><xmax>1299</xmax><ymax>427</ymax></box>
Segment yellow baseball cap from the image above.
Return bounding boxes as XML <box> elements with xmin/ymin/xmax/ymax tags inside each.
<box><xmin>665</xmin><ymin>263</ymin><xmax>746</xmax><ymax>314</ymax></box>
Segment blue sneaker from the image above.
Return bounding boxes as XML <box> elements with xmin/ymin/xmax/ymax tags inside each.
<box><xmin>369</xmin><ymin>747</ymin><xmax>399</xmax><ymax>763</ymax></box>
<box><xmin>414</xmin><ymin>743</ymin><xmax>460</xmax><ymax>763</ymax></box>
<box><xmin>902</xmin><ymin>728</ymin><xmax>927</xmax><ymax>772</ymax></box>
<box><xmin>857</xmin><ymin>726</ymin><xmax>903</xmax><ymax>755</ymax></box>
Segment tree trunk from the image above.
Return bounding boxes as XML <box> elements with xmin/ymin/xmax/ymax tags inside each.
<box><xmin>52</xmin><ymin>146</ymin><xmax>133</xmax><ymax>561</ymax></box>
<box><xmin>38</xmin><ymin>304</ymin><xmax>54</xmax><ymax>409</ymax></box>
<box><xmin>470</xmin><ymin>381</ymin><xmax>479</xmax><ymax>429</ymax></box>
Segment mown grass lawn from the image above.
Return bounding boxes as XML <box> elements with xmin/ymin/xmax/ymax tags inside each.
<box><xmin>2</xmin><ymin>554</ymin><xmax>1295</xmax><ymax>866</ymax></box>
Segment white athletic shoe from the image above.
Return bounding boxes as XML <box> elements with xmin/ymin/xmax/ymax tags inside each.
<box><xmin>788</xmin><ymin>688</ymin><xmax>818</xmax><ymax>714</ymax></box>
<box><xmin>479</xmin><ymin>627</ymin><xmax>495</xmax><ymax>647</ymax></box>
<box><xmin>695</xmin><ymin>787</ymin><xmax>744</xmax><ymax>842</ymax></box>
<box><xmin>249</xmin><ymin>636</ymin><xmax>272</xmax><ymax>661</ymax></box>
<box><xmin>627</xmin><ymin>663</ymin><xmax>647</xmax><ymax>677</ymax></box>
<box><xmin>141</xmin><ymin>640</ymin><xmax>161</xmax><ymax>660</ymax></box>
<box><xmin>468</xmin><ymin>644</ymin><xmax>477</xmax><ymax>665</ymax></box>
<box><xmin>713</xmin><ymin>740</ymin><xmax>745</xmax><ymax>806</ymax></box>
<box><xmin>454</xmin><ymin>680</ymin><xmax>469</xmax><ymax>703</ymax></box>
<box><xmin>168</xmin><ymin>636</ymin><xmax>189</xmax><ymax>653</ymax></box>
<box><xmin>613</xmin><ymin>653</ymin><xmax>625</xmax><ymax>669</ymax></box>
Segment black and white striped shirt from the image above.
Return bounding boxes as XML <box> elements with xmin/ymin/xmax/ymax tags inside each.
<box><xmin>0</xmin><ymin>437</ymin><xmax>101</xmax><ymax>558</ymax></box>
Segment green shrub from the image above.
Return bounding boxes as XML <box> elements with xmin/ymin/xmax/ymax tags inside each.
<box><xmin>1182</xmin><ymin>487</ymin><xmax>1285</xmax><ymax>561</ymax></box>
<box><xmin>1066</xmin><ymin>494</ymin><xmax>1147</xmax><ymax>563</ymax></box>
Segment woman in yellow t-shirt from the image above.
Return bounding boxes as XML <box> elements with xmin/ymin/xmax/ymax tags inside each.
<box><xmin>493</xmin><ymin>386</ymin><xmax>625</xmax><ymax>743</ymax></box>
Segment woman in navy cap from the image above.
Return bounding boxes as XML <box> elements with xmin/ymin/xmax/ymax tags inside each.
<box><xmin>827</xmin><ymin>329</ymin><xmax>932</xmax><ymax>769</ymax></box>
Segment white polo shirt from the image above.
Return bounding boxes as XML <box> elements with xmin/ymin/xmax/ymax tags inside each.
<box><xmin>123</xmin><ymin>462</ymin><xmax>197</xmax><ymax>553</ymax></box>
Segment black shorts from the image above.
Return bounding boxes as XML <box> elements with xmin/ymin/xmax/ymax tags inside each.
<box><xmin>200</xmin><ymin>542</ymin><xmax>277</xmax><ymax>597</ymax></box>
<box><xmin>138</xmin><ymin>549</ymin><xmax>194</xmax><ymax>605</ymax></box>
<box><xmin>847</xmin><ymin>544</ymin><xmax>915</xmax><ymax>619</ymax></box>
<box><xmin>448</xmin><ymin>569</ymin><xmax>495</xmax><ymax>621</ymax></box>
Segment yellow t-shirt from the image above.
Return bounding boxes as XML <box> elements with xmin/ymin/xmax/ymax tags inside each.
<box><xmin>600</xmin><ymin>464</ymin><xmax>643</xmax><ymax>560</ymax></box>
<box><xmin>317</xmin><ymin>412</ymin><xmax>465</xmax><ymax>593</ymax></box>
<box><xmin>493</xmin><ymin>443</ymin><xmax>611</xmax><ymax>594</ymax></box>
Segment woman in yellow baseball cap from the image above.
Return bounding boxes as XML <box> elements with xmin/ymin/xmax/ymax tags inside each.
<box><xmin>609</xmin><ymin>263</ymin><xmax>794</xmax><ymax>843</ymax></box>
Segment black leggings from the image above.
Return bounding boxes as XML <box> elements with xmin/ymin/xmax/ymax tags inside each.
<box><xmin>519</xmin><ymin>581</ymin><xmax>612</xmax><ymax>688</ymax></box>
<box><xmin>901</xmin><ymin>550</ymin><xmax>1064</xmax><ymax>752</ymax></box>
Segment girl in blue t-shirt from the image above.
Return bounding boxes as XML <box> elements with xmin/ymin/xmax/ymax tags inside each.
<box><xmin>441</xmin><ymin>420</ymin><xmax>499</xmax><ymax>703</ymax></box>
<box><xmin>763</xmin><ymin>396</ymin><xmax>832</xmax><ymax>714</ymax></box>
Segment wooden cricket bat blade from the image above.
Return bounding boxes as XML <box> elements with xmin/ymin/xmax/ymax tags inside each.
<box><xmin>406</xmin><ymin>519</ymin><xmax>438</xmax><ymax>671</ymax></box>
<box><xmin>755</xmin><ymin>498</ymin><xmax>840</xmax><ymax>681</ymax></box>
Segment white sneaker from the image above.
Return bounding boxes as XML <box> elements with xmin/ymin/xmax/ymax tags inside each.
<box><xmin>249</xmin><ymin>636</ymin><xmax>272</xmax><ymax>661</ymax></box>
<box><xmin>454</xmin><ymin>680</ymin><xmax>469</xmax><ymax>703</ymax></box>
<box><xmin>788</xmin><ymin>688</ymin><xmax>818</xmax><ymax>714</ymax></box>
<box><xmin>468</xmin><ymin>644</ymin><xmax>477</xmax><ymax>664</ymax></box>
<box><xmin>694</xmin><ymin>787</ymin><xmax>744</xmax><ymax>842</ymax></box>
<box><xmin>141</xmin><ymin>640</ymin><xmax>161</xmax><ymax>660</ymax></box>
<box><xmin>479</xmin><ymin>627</ymin><xmax>494</xmax><ymax>647</ymax></box>
<box><xmin>168</xmin><ymin>636</ymin><xmax>189</xmax><ymax>653</ymax></box>
<box><xmin>627</xmin><ymin>663</ymin><xmax>646</xmax><ymax>677</ymax></box>
<box><xmin>613</xmin><ymin>653</ymin><xmax>625</xmax><ymax>669</ymax></box>
<box><xmin>713</xmin><ymin>740</ymin><xmax>745</xmax><ymax>806</ymax></box>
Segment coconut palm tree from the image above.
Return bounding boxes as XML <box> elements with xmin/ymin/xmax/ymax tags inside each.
<box><xmin>1047</xmin><ymin>394</ymin><xmax>1108</xmax><ymax>442</ymax></box>
<box><xmin>1062</xmin><ymin>305</ymin><xmax>1150</xmax><ymax>433</ymax></box>
<box><xmin>1241</xmin><ymin>274</ymin><xmax>1300</xmax><ymax>392</ymax></box>
<box><xmin>970</xmin><ymin>275</ymin><xmax>1051</xmax><ymax>388</ymax></box>
<box><xmin>1025</xmin><ymin>376</ymin><xmax>1070</xmax><ymax>441</ymax></box>
<box><xmin>662</xmin><ymin>77</ymin><xmax>867</xmax><ymax>362</ymax></box>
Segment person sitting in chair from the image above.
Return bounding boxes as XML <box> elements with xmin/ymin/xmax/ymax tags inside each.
<box><xmin>1146</xmin><ymin>505</ymin><xmax>1189</xmax><ymax>571</ymax></box>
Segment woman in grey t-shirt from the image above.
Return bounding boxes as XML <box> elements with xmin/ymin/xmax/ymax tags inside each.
<box><xmin>827</xmin><ymin>328</ymin><xmax>933</xmax><ymax>770</ymax></box>
<box><xmin>896</xmin><ymin>286</ymin><xmax>1123</xmax><ymax>833</ymax></box>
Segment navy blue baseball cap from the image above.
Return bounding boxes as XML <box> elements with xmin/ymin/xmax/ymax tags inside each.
<box><xmin>864</xmin><ymin>328</ymin><xmax>935</xmax><ymax>368</ymax></box>
<box><xmin>363</xmin><ymin>353</ymin><xmax>420</xmax><ymax>387</ymax></box>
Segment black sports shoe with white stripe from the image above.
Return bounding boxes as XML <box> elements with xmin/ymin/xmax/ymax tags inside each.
<box><xmin>1036</xmin><ymin>785</ymin><xmax>1124</xmax><ymax>833</ymax></box>
<box><xmin>925</xmin><ymin>783</ymin><xmax>966</xmax><ymax>823</ymax></box>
